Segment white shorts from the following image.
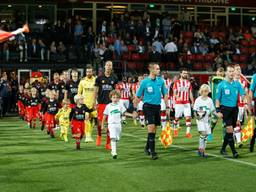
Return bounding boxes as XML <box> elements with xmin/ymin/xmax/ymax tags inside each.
<box><xmin>237</xmin><ymin>106</ymin><xmax>245</xmax><ymax>122</ymax></box>
<box><xmin>196</xmin><ymin>120</ymin><xmax>211</xmax><ymax>135</ymax></box>
<box><xmin>108</xmin><ymin>124</ymin><xmax>122</xmax><ymax>140</ymax></box>
<box><xmin>175</xmin><ymin>103</ymin><xmax>191</xmax><ymax>118</ymax></box>
<box><xmin>137</xmin><ymin>101</ymin><xmax>144</xmax><ymax>111</ymax></box>
<box><xmin>120</xmin><ymin>99</ymin><xmax>130</xmax><ymax>109</ymax></box>
<box><xmin>160</xmin><ymin>98</ymin><xmax>171</xmax><ymax>111</ymax></box>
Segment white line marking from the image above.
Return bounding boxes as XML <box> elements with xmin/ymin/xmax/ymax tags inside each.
<box><xmin>122</xmin><ymin>132</ymin><xmax>256</xmax><ymax>168</ymax></box>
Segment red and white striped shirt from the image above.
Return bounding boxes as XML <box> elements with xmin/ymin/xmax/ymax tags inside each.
<box><xmin>238</xmin><ymin>76</ymin><xmax>248</xmax><ymax>107</ymax></box>
<box><xmin>163</xmin><ymin>78</ymin><xmax>172</xmax><ymax>99</ymax></box>
<box><xmin>116</xmin><ymin>82</ymin><xmax>132</xmax><ymax>99</ymax></box>
<box><xmin>132</xmin><ymin>82</ymin><xmax>140</xmax><ymax>95</ymax></box>
<box><xmin>173</xmin><ymin>79</ymin><xmax>192</xmax><ymax>104</ymax></box>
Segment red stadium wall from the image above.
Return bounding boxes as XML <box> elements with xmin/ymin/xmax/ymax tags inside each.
<box><xmin>89</xmin><ymin>0</ymin><xmax>255</xmax><ymax>7</ymax></box>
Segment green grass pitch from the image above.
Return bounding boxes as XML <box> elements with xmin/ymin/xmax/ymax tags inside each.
<box><xmin>1</xmin><ymin>117</ymin><xmax>256</xmax><ymax>192</ymax></box>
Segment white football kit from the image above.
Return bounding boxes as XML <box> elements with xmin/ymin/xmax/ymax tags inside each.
<box><xmin>103</xmin><ymin>102</ymin><xmax>126</xmax><ymax>140</ymax></box>
<box><xmin>193</xmin><ymin>96</ymin><xmax>215</xmax><ymax>134</ymax></box>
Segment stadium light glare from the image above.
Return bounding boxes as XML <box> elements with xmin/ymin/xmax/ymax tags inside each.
<box><xmin>106</xmin><ymin>5</ymin><xmax>127</xmax><ymax>9</ymax></box>
<box><xmin>149</xmin><ymin>4</ymin><xmax>155</xmax><ymax>8</ymax></box>
<box><xmin>230</xmin><ymin>7</ymin><xmax>236</xmax><ymax>11</ymax></box>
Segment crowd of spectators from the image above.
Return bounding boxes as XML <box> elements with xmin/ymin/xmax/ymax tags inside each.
<box><xmin>1</xmin><ymin>11</ymin><xmax>256</xmax><ymax>74</ymax></box>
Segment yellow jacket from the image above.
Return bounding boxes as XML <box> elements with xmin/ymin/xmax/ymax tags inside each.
<box><xmin>78</xmin><ymin>76</ymin><xmax>96</xmax><ymax>109</ymax></box>
<box><xmin>55</xmin><ymin>107</ymin><xmax>71</xmax><ymax>128</ymax></box>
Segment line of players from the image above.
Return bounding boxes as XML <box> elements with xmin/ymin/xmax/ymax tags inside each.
<box><xmin>16</xmin><ymin>63</ymin><xmax>253</xmax><ymax>158</ymax></box>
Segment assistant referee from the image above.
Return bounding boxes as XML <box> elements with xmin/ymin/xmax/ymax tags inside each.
<box><xmin>134</xmin><ymin>63</ymin><xmax>169</xmax><ymax>160</ymax></box>
<box><xmin>216</xmin><ymin>65</ymin><xmax>245</xmax><ymax>158</ymax></box>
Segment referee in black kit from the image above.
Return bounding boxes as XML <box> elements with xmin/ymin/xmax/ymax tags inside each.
<box><xmin>216</xmin><ymin>65</ymin><xmax>247</xmax><ymax>158</ymax></box>
<box><xmin>134</xmin><ymin>63</ymin><xmax>169</xmax><ymax>160</ymax></box>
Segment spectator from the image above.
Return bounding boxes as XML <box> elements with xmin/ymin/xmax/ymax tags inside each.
<box><xmin>124</xmin><ymin>32</ymin><xmax>132</xmax><ymax>45</ymax></box>
<box><xmin>155</xmin><ymin>17</ymin><xmax>161</xmax><ymax>28</ymax></box>
<box><xmin>0</xmin><ymin>73</ymin><xmax>11</xmax><ymax>117</ymax></box>
<box><xmin>251</xmin><ymin>23</ymin><xmax>256</xmax><ymax>38</ymax></box>
<box><xmin>120</xmin><ymin>40</ymin><xmax>128</xmax><ymax>54</ymax></box>
<box><xmin>165</xmin><ymin>38</ymin><xmax>178</xmax><ymax>63</ymax></box>
<box><xmin>152</xmin><ymin>38</ymin><xmax>164</xmax><ymax>54</ymax></box>
<box><xmin>93</xmin><ymin>43</ymin><xmax>102</xmax><ymax>67</ymax></box>
<box><xmin>3</xmin><ymin>43</ymin><xmax>9</xmax><ymax>62</ymax></box>
<box><xmin>50</xmin><ymin>41</ymin><xmax>57</xmax><ymax>61</ymax></box>
<box><xmin>99</xmin><ymin>43</ymin><xmax>106</xmax><ymax>61</ymax></box>
<box><xmin>118</xmin><ymin>15</ymin><xmax>127</xmax><ymax>37</ymax></box>
<box><xmin>28</xmin><ymin>38</ymin><xmax>39</xmax><ymax>59</ymax></box>
<box><xmin>86</xmin><ymin>26</ymin><xmax>95</xmax><ymax>56</ymax></box>
<box><xmin>191</xmin><ymin>42</ymin><xmax>202</xmax><ymax>54</ymax></box>
<box><xmin>209</xmin><ymin>35</ymin><xmax>220</xmax><ymax>45</ymax></box>
<box><xmin>137</xmin><ymin>19</ymin><xmax>145</xmax><ymax>39</ymax></box>
<box><xmin>101</xmin><ymin>20</ymin><xmax>107</xmax><ymax>34</ymax></box>
<box><xmin>74</xmin><ymin>20</ymin><xmax>83</xmax><ymax>41</ymax></box>
<box><xmin>128</xmin><ymin>16</ymin><xmax>136</xmax><ymax>36</ymax></box>
<box><xmin>234</xmin><ymin>44</ymin><xmax>241</xmax><ymax>55</ymax></box>
<box><xmin>137</xmin><ymin>41</ymin><xmax>145</xmax><ymax>54</ymax></box>
<box><xmin>109</xmin><ymin>21</ymin><xmax>116</xmax><ymax>36</ymax></box>
<box><xmin>114</xmin><ymin>36</ymin><xmax>122</xmax><ymax>60</ymax></box>
<box><xmin>132</xmin><ymin>36</ymin><xmax>138</xmax><ymax>46</ymax></box>
<box><xmin>153</xmin><ymin>26</ymin><xmax>160</xmax><ymax>40</ymax></box>
<box><xmin>96</xmin><ymin>32</ymin><xmax>107</xmax><ymax>45</ymax></box>
<box><xmin>103</xmin><ymin>45</ymin><xmax>113</xmax><ymax>62</ymax></box>
<box><xmin>182</xmin><ymin>42</ymin><xmax>190</xmax><ymax>54</ymax></box>
<box><xmin>162</xmin><ymin>15</ymin><xmax>171</xmax><ymax>39</ymax></box>
<box><xmin>149</xmin><ymin>46</ymin><xmax>161</xmax><ymax>62</ymax></box>
<box><xmin>38</xmin><ymin>39</ymin><xmax>46</xmax><ymax>61</ymax></box>
<box><xmin>228</xmin><ymin>28</ymin><xmax>237</xmax><ymax>44</ymax></box>
<box><xmin>9</xmin><ymin>71</ymin><xmax>18</xmax><ymax>112</ymax></box>
<box><xmin>172</xmin><ymin>18</ymin><xmax>182</xmax><ymax>40</ymax></box>
<box><xmin>181</xmin><ymin>9</ymin><xmax>192</xmax><ymax>31</ymax></box>
<box><xmin>65</xmin><ymin>18</ymin><xmax>74</xmax><ymax>45</ymax></box>
<box><xmin>199</xmin><ymin>43</ymin><xmax>209</xmax><ymax>55</ymax></box>
<box><xmin>194</xmin><ymin>28</ymin><xmax>204</xmax><ymax>43</ymax></box>
<box><xmin>17</xmin><ymin>34</ymin><xmax>27</xmax><ymax>62</ymax></box>
<box><xmin>55</xmin><ymin>20</ymin><xmax>65</xmax><ymax>43</ymax></box>
<box><xmin>222</xmin><ymin>50</ymin><xmax>233</xmax><ymax>64</ymax></box>
<box><xmin>144</xmin><ymin>22</ymin><xmax>152</xmax><ymax>44</ymax></box>
<box><xmin>57</xmin><ymin>41</ymin><xmax>66</xmax><ymax>62</ymax></box>
<box><xmin>215</xmin><ymin>53</ymin><xmax>224</xmax><ymax>68</ymax></box>
<box><xmin>244</xmin><ymin>29</ymin><xmax>252</xmax><ymax>41</ymax></box>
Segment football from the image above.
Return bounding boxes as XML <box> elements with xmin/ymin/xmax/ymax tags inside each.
<box><xmin>196</xmin><ymin>110</ymin><xmax>206</xmax><ymax>119</ymax></box>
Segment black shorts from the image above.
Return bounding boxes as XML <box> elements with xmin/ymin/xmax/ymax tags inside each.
<box><xmin>143</xmin><ymin>103</ymin><xmax>161</xmax><ymax>126</ymax></box>
<box><xmin>221</xmin><ymin>106</ymin><xmax>238</xmax><ymax>128</ymax></box>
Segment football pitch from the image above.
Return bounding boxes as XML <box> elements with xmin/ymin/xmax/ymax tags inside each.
<box><xmin>1</xmin><ymin>117</ymin><xmax>256</xmax><ymax>192</ymax></box>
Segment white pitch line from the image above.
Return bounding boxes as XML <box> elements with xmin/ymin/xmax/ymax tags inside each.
<box><xmin>122</xmin><ymin>132</ymin><xmax>256</xmax><ymax>168</ymax></box>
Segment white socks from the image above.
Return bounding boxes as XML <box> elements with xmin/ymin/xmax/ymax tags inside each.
<box><xmin>199</xmin><ymin>135</ymin><xmax>207</xmax><ymax>150</ymax></box>
<box><xmin>111</xmin><ymin>138</ymin><xmax>117</xmax><ymax>156</ymax></box>
<box><xmin>186</xmin><ymin>127</ymin><xmax>191</xmax><ymax>134</ymax></box>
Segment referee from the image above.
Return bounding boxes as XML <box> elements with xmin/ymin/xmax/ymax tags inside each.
<box><xmin>216</xmin><ymin>65</ymin><xmax>246</xmax><ymax>158</ymax></box>
<box><xmin>134</xmin><ymin>63</ymin><xmax>169</xmax><ymax>160</ymax></box>
<box><xmin>249</xmin><ymin>72</ymin><xmax>256</xmax><ymax>152</ymax></box>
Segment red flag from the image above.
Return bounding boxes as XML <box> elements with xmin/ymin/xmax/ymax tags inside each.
<box><xmin>0</xmin><ymin>24</ymin><xmax>29</xmax><ymax>43</ymax></box>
